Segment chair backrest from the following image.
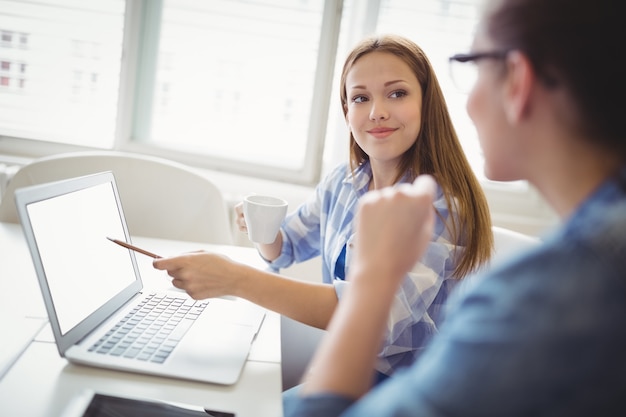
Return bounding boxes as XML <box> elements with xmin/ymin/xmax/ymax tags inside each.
<box><xmin>491</xmin><ymin>225</ymin><xmax>540</xmax><ymax>264</ymax></box>
<box><xmin>0</xmin><ymin>151</ymin><xmax>233</xmax><ymax>245</ymax></box>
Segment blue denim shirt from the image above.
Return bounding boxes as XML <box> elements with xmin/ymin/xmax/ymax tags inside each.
<box><xmin>287</xmin><ymin>165</ymin><xmax>626</xmax><ymax>417</ymax></box>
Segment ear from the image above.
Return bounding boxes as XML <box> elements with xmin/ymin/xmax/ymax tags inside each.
<box><xmin>343</xmin><ymin>104</ymin><xmax>351</xmax><ymax>128</ymax></box>
<box><xmin>502</xmin><ymin>51</ymin><xmax>535</xmax><ymax>123</ymax></box>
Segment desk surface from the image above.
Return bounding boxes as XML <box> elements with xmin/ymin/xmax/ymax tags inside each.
<box><xmin>0</xmin><ymin>222</ymin><xmax>283</xmax><ymax>417</ymax></box>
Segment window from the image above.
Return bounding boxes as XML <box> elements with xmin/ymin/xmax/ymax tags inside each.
<box><xmin>0</xmin><ymin>0</ymin><xmax>519</xmax><ymax>189</ymax></box>
<box><xmin>130</xmin><ymin>0</ymin><xmax>340</xmax><ymax>183</ymax></box>
<box><xmin>1</xmin><ymin>30</ymin><xmax>12</xmax><ymax>44</ymax></box>
<box><xmin>0</xmin><ymin>0</ymin><xmax>124</xmax><ymax>146</ymax></box>
<box><xmin>375</xmin><ymin>0</ymin><xmax>484</xmax><ymax>178</ymax></box>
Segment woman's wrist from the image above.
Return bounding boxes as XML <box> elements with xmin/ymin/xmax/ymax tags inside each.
<box><xmin>224</xmin><ymin>260</ymin><xmax>253</xmax><ymax>298</ymax></box>
<box><xmin>348</xmin><ymin>263</ymin><xmax>405</xmax><ymax>303</ymax></box>
<box><xmin>256</xmin><ymin>232</ymin><xmax>283</xmax><ymax>261</ymax></box>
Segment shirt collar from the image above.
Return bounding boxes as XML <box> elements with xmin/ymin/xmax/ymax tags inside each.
<box><xmin>343</xmin><ymin>161</ymin><xmax>431</xmax><ymax>195</ymax></box>
<box><xmin>343</xmin><ymin>161</ymin><xmax>372</xmax><ymax>195</ymax></box>
<box><xmin>562</xmin><ymin>164</ymin><xmax>626</xmax><ymax>236</ymax></box>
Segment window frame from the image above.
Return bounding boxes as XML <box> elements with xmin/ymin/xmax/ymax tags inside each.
<box><xmin>115</xmin><ymin>0</ymin><xmax>344</xmax><ymax>185</ymax></box>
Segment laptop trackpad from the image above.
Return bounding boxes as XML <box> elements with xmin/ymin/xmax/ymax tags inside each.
<box><xmin>204</xmin><ymin>297</ymin><xmax>266</xmax><ymax>328</ymax></box>
<box><xmin>167</xmin><ymin>313</ymin><xmax>256</xmax><ymax>383</ymax></box>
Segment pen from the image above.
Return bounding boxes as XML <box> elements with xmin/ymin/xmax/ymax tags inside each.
<box><xmin>203</xmin><ymin>409</ymin><xmax>236</xmax><ymax>417</ymax></box>
<box><xmin>106</xmin><ymin>237</ymin><xmax>161</xmax><ymax>259</ymax></box>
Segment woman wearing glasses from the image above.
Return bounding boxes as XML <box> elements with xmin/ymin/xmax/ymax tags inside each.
<box><xmin>286</xmin><ymin>0</ymin><xmax>626</xmax><ymax>415</ymax></box>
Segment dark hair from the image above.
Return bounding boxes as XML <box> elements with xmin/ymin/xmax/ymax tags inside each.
<box><xmin>485</xmin><ymin>0</ymin><xmax>626</xmax><ymax>157</ymax></box>
<box><xmin>339</xmin><ymin>34</ymin><xmax>493</xmax><ymax>278</ymax></box>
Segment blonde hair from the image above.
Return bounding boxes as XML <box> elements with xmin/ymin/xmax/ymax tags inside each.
<box><xmin>340</xmin><ymin>34</ymin><xmax>493</xmax><ymax>278</ymax></box>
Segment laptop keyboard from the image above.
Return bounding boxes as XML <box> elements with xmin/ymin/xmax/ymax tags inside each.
<box><xmin>88</xmin><ymin>293</ymin><xmax>208</xmax><ymax>363</ymax></box>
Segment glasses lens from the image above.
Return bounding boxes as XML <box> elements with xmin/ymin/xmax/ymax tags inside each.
<box><xmin>449</xmin><ymin>59</ymin><xmax>477</xmax><ymax>93</ymax></box>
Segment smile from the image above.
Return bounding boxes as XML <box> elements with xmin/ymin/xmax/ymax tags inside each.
<box><xmin>367</xmin><ymin>127</ymin><xmax>398</xmax><ymax>139</ymax></box>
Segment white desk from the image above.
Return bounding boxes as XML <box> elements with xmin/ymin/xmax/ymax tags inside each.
<box><xmin>0</xmin><ymin>222</ymin><xmax>283</xmax><ymax>417</ymax></box>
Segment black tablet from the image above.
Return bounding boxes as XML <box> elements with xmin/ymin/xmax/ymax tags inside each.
<box><xmin>60</xmin><ymin>390</ymin><xmax>235</xmax><ymax>417</ymax></box>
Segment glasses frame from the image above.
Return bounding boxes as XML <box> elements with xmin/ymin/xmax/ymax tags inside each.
<box><xmin>449</xmin><ymin>50</ymin><xmax>510</xmax><ymax>64</ymax></box>
<box><xmin>450</xmin><ymin>50</ymin><xmax>559</xmax><ymax>89</ymax></box>
<box><xmin>447</xmin><ymin>50</ymin><xmax>510</xmax><ymax>92</ymax></box>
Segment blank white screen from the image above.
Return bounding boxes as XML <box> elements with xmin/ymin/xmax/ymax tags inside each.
<box><xmin>26</xmin><ymin>182</ymin><xmax>138</xmax><ymax>335</ymax></box>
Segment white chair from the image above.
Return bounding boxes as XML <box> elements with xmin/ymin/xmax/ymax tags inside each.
<box><xmin>0</xmin><ymin>150</ymin><xmax>233</xmax><ymax>245</ymax></box>
<box><xmin>491</xmin><ymin>225</ymin><xmax>541</xmax><ymax>264</ymax></box>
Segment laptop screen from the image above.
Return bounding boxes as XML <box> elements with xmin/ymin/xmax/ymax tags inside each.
<box><xmin>25</xmin><ymin>180</ymin><xmax>139</xmax><ymax>335</ymax></box>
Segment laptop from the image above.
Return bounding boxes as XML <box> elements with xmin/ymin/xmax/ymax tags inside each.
<box><xmin>14</xmin><ymin>171</ymin><xmax>265</xmax><ymax>385</ymax></box>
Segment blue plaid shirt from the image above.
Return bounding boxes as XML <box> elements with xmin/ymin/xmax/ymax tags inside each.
<box><xmin>268</xmin><ymin>162</ymin><xmax>463</xmax><ymax>375</ymax></box>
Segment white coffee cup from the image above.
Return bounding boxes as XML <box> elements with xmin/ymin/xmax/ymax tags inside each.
<box><xmin>243</xmin><ymin>194</ymin><xmax>288</xmax><ymax>244</ymax></box>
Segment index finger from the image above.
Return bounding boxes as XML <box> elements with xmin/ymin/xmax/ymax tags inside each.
<box><xmin>152</xmin><ymin>256</ymin><xmax>176</xmax><ymax>270</ymax></box>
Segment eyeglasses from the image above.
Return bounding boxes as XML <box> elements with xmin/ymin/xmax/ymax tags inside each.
<box><xmin>448</xmin><ymin>51</ymin><xmax>509</xmax><ymax>93</ymax></box>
